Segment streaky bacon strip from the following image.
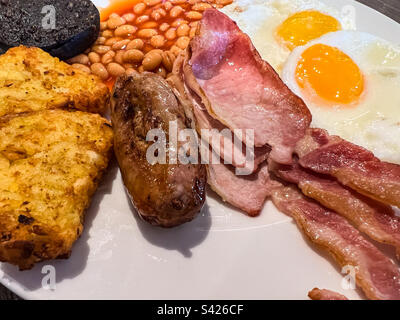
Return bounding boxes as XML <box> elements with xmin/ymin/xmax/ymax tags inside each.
<box><xmin>296</xmin><ymin>128</ymin><xmax>400</xmax><ymax>208</ymax></box>
<box><xmin>169</xmin><ymin>52</ymin><xmax>270</xmax><ymax>174</ymax></box>
<box><xmin>271</xmin><ymin>161</ymin><xmax>400</xmax><ymax>258</ymax></box>
<box><xmin>308</xmin><ymin>288</ymin><xmax>348</xmax><ymax>300</ymax></box>
<box><xmin>271</xmin><ymin>186</ymin><xmax>400</xmax><ymax>300</ymax></box>
<box><xmin>185</xmin><ymin>9</ymin><xmax>311</xmax><ymax>164</ymax></box>
<box><xmin>208</xmin><ymin>160</ymin><xmax>280</xmax><ymax>216</ymax></box>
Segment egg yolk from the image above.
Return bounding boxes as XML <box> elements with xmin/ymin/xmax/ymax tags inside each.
<box><xmin>295</xmin><ymin>44</ymin><xmax>364</xmax><ymax>105</ymax></box>
<box><xmin>277</xmin><ymin>11</ymin><xmax>342</xmax><ymax>50</ymax></box>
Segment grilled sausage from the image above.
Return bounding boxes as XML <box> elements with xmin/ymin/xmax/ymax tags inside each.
<box><xmin>111</xmin><ymin>73</ymin><xmax>207</xmax><ymax>227</ymax></box>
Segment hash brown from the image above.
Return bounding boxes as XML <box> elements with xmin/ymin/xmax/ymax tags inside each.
<box><xmin>0</xmin><ymin>109</ymin><xmax>113</xmax><ymax>270</ymax></box>
<box><xmin>0</xmin><ymin>46</ymin><xmax>109</xmax><ymax>117</ymax></box>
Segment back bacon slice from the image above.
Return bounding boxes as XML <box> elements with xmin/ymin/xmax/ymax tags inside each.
<box><xmin>184</xmin><ymin>8</ymin><xmax>311</xmax><ymax>164</ymax></box>
<box><xmin>207</xmin><ymin>160</ymin><xmax>280</xmax><ymax>216</ymax></box>
<box><xmin>169</xmin><ymin>52</ymin><xmax>270</xmax><ymax>174</ymax></box>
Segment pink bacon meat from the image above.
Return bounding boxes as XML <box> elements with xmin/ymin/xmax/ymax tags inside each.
<box><xmin>185</xmin><ymin>9</ymin><xmax>311</xmax><ymax>164</ymax></box>
<box><xmin>169</xmin><ymin>51</ymin><xmax>270</xmax><ymax>174</ymax></box>
<box><xmin>271</xmin><ymin>161</ymin><xmax>400</xmax><ymax>258</ymax></box>
<box><xmin>272</xmin><ymin>186</ymin><xmax>400</xmax><ymax>300</ymax></box>
<box><xmin>208</xmin><ymin>160</ymin><xmax>280</xmax><ymax>216</ymax></box>
<box><xmin>296</xmin><ymin>128</ymin><xmax>400</xmax><ymax>208</ymax></box>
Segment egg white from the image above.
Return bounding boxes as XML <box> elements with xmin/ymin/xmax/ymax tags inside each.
<box><xmin>221</xmin><ymin>0</ymin><xmax>355</xmax><ymax>74</ymax></box>
<box><xmin>282</xmin><ymin>30</ymin><xmax>400</xmax><ymax>164</ymax></box>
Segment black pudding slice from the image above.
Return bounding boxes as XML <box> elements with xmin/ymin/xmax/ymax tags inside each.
<box><xmin>0</xmin><ymin>0</ymin><xmax>100</xmax><ymax>60</ymax></box>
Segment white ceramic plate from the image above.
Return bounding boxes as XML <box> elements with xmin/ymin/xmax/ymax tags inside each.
<box><xmin>1</xmin><ymin>0</ymin><xmax>399</xmax><ymax>300</ymax></box>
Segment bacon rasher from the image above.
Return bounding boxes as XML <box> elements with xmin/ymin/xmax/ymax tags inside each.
<box><xmin>296</xmin><ymin>128</ymin><xmax>400</xmax><ymax>208</ymax></box>
<box><xmin>272</xmin><ymin>186</ymin><xmax>400</xmax><ymax>300</ymax></box>
<box><xmin>169</xmin><ymin>52</ymin><xmax>270</xmax><ymax>174</ymax></box>
<box><xmin>208</xmin><ymin>160</ymin><xmax>280</xmax><ymax>216</ymax></box>
<box><xmin>184</xmin><ymin>9</ymin><xmax>311</xmax><ymax>164</ymax></box>
<box><xmin>271</xmin><ymin>161</ymin><xmax>400</xmax><ymax>258</ymax></box>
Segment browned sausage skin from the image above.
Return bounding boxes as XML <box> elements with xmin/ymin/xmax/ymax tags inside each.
<box><xmin>111</xmin><ymin>73</ymin><xmax>207</xmax><ymax>227</ymax></box>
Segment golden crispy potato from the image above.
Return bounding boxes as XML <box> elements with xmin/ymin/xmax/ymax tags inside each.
<box><xmin>0</xmin><ymin>46</ymin><xmax>109</xmax><ymax>117</ymax></box>
<box><xmin>0</xmin><ymin>109</ymin><xmax>113</xmax><ymax>270</ymax></box>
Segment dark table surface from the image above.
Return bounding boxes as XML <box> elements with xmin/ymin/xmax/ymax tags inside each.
<box><xmin>1</xmin><ymin>0</ymin><xmax>400</xmax><ymax>301</ymax></box>
<box><xmin>358</xmin><ymin>0</ymin><xmax>400</xmax><ymax>22</ymax></box>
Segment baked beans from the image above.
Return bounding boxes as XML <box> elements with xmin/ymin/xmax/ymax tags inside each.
<box><xmin>69</xmin><ymin>0</ymin><xmax>233</xmax><ymax>85</ymax></box>
<box><xmin>122</xmin><ymin>13</ymin><xmax>136</xmax><ymax>23</ymax></box>
<box><xmin>127</xmin><ymin>39</ymin><xmax>145</xmax><ymax>50</ymax></box>
<box><xmin>72</xmin><ymin>63</ymin><xmax>91</xmax><ymax>74</ymax></box>
<box><xmin>137</xmin><ymin>28</ymin><xmax>158</xmax><ymax>38</ymax></box>
<box><xmin>150</xmin><ymin>35</ymin><xmax>166</xmax><ymax>48</ymax></box>
<box><xmin>165</xmin><ymin>27</ymin><xmax>177</xmax><ymax>41</ymax></box>
<box><xmin>114</xmin><ymin>50</ymin><xmax>125</xmax><ymax>65</ymax></box>
<box><xmin>112</xmin><ymin>39</ymin><xmax>131</xmax><ymax>50</ymax></box>
<box><xmin>161</xmin><ymin>51</ymin><xmax>175</xmax><ymax>72</ymax></box>
<box><xmin>176</xmin><ymin>36</ymin><xmax>190</xmax><ymax>49</ymax></box>
<box><xmin>88</xmin><ymin>52</ymin><xmax>101</xmax><ymax>64</ymax></box>
<box><xmin>136</xmin><ymin>15</ymin><xmax>150</xmax><ymax>24</ymax></box>
<box><xmin>95</xmin><ymin>36</ymin><xmax>106</xmax><ymax>45</ymax></box>
<box><xmin>68</xmin><ymin>54</ymin><xmax>89</xmax><ymax>65</ymax></box>
<box><xmin>176</xmin><ymin>23</ymin><xmax>190</xmax><ymax>36</ymax></box>
<box><xmin>171</xmin><ymin>19</ymin><xmax>188</xmax><ymax>27</ymax></box>
<box><xmin>142</xmin><ymin>50</ymin><xmax>163</xmax><ymax>71</ymax></box>
<box><xmin>107</xmin><ymin>63</ymin><xmax>126</xmax><ymax>77</ymax></box>
<box><xmin>107</xmin><ymin>16</ymin><xmax>126</xmax><ymax>29</ymax></box>
<box><xmin>91</xmin><ymin>63</ymin><xmax>109</xmax><ymax>80</ymax></box>
<box><xmin>114</xmin><ymin>25</ymin><xmax>137</xmax><ymax>37</ymax></box>
<box><xmin>102</xmin><ymin>51</ymin><xmax>116</xmax><ymax>65</ymax></box>
<box><xmin>92</xmin><ymin>45</ymin><xmax>111</xmax><ymax>55</ymax></box>
<box><xmin>124</xmin><ymin>49</ymin><xmax>145</xmax><ymax>63</ymax></box>
<box><xmin>105</xmin><ymin>37</ymin><xmax>122</xmax><ymax>46</ymax></box>
<box><xmin>134</xmin><ymin>3</ymin><xmax>146</xmax><ymax>15</ymax></box>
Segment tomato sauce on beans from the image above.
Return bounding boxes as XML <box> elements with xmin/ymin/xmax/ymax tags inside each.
<box><xmin>68</xmin><ymin>0</ymin><xmax>233</xmax><ymax>88</ymax></box>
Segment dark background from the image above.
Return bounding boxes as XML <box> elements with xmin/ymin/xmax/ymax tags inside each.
<box><xmin>358</xmin><ymin>0</ymin><xmax>400</xmax><ymax>22</ymax></box>
<box><xmin>1</xmin><ymin>0</ymin><xmax>399</xmax><ymax>300</ymax></box>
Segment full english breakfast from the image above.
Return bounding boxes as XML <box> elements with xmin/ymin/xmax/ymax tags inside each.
<box><xmin>0</xmin><ymin>0</ymin><xmax>400</xmax><ymax>300</ymax></box>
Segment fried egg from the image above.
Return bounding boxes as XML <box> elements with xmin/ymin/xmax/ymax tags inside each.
<box><xmin>282</xmin><ymin>31</ymin><xmax>400</xmax><ymax>164</ymax></box>
<box><xmin>222</xmin><ymin>0</ymin><xmax>355</xmax><ymax>73</ymax></box>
